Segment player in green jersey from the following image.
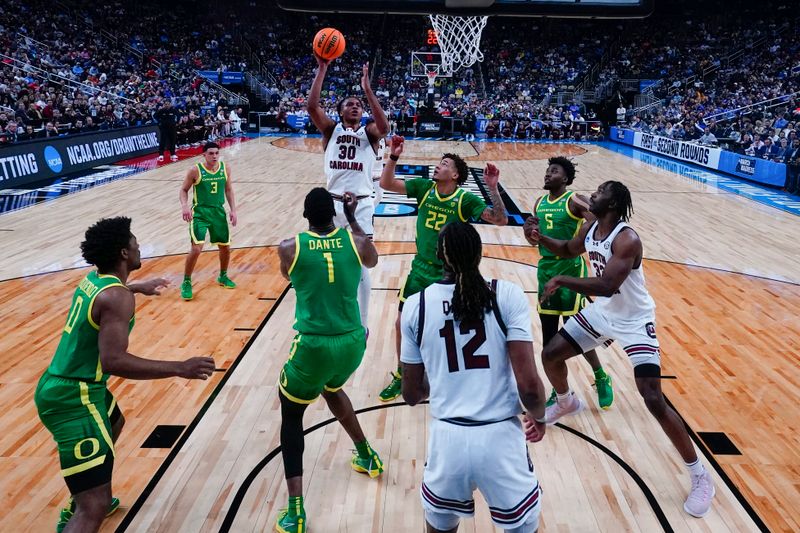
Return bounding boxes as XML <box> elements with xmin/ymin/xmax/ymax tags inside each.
<box><xmin>34</xmin><ymin>217</ymin><xmax>215</xmax><ymax>533</ymax></box>
<box><xmin>377</xmin><ymin>135</ymin><xmax>509</xmax><ymax>401</ymax></box>
<box><xmin>179</xmin><ymin>141</ymin><xmax>238</xmax><ymax>300</ymax></box>
<box><xmin>275</xmin><ymin>188</ymin><xmax>383</xmax><ymax>533</ymax></box>
<box><xmin>525</xmin><ymin>157</ymin><xmax>613</xmax><ymax>409</ymax></box>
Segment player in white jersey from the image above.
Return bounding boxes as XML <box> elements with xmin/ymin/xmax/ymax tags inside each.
<box><xmin>523</xmin><ymin>181</ymin><xmax>715</xmax><ymax>518</ymax></box>
<box><xmin>401</xmin><ymin>222</ymin><xmax>547</xmax><ymax>532</ymax></box>
<box><xmin>308</xmin><ymin>55</ymin><xmax>390</xmax><ymax>331</ymax></box>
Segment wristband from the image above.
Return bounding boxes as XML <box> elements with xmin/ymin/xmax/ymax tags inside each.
<box><xmin>389</xmin><ymin>154</ymin><xmax>399</xmax><ymax>161</ymax></box>
<box><xmin>534</xmin><ymin>416</ymin><xmax>547</xmax><ymax>424</ymax></box>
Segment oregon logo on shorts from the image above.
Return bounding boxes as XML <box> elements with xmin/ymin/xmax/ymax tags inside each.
<box><xmin>74</xmin><ymin>437</ymin><xmax>101</xmax><ymax>460</ymax></box>
<box><xmin>377</xmin><ymin>164</ymin><xmax>528</xmax><ymax>226</ymax></box>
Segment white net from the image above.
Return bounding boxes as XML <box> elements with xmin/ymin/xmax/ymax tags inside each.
<box><xmin>428</xmin><ymin>14</ymin><xmax>488</xmax><ymax>73</ymax></box>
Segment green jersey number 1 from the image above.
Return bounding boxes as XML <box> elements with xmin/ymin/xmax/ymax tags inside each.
<box><xmin>323</xmin><ymin>252</ymin><xmax>335</xmax><ymax>283</ymax></box>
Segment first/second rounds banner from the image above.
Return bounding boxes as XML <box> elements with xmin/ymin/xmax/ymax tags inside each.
<box><xmin>0</xmin><ymin>125</ymin><xmax>160</xmax><ymax>189</ymax></box>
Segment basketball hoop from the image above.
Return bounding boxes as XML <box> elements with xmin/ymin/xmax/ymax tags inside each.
<box><xmin>426</xmin><ymin>70</ymin><xmax>438</xmax><ymax>90</ymax></box>
<box><xmin>428</xmin><ymin>14</ymin><xmax>488</xmax><ymax>73</ymax></box>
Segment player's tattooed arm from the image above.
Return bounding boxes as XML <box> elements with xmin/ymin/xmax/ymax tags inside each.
<box><xmin>480</xmin><ymin>162</ymin><xmax>508</xmax><ymax>226</ymax></box>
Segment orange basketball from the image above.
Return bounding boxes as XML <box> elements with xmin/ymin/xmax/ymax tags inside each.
<box><xmin>313</xmin><ymin>28</ymin><xmax>345</xmax><ymax>61</ymax></box>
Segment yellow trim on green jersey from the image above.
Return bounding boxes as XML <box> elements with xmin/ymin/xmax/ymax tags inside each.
<box><xmin>86</xmin><ymin>282</ymin><xmax>126</xmax><ymax>331</ymax></box>
<box><xmin>564</xmin><ymin>192</ymin><xmax>583</xmax><ymax>221</ymax></box>
<box><xmin>198</xmin><ymin>161</ymin><xmax>221</xmax><ymax>175</ymax></box>
<box><xmin>279</xmin><ymin>382</ymin><xmax>317</xmax><ymax>404</ymax></box>
<box><xmin>434</xmin><ymin>184</ymin><xmax>460</xmax><ymax>203</ymax></box>
<box><xmin>61</xmin><ymin>454</ymin><xmax>108</xmax><ymax>477</ymax></box>
<box><xmin>346</xmin><ymin>229</ymin><xmax>363</xmax><ymax>267</ymax></box>
<box><xmin>287</xmin><ymin>235</ymin><xmax>301</xmax><ymax>275</ymax></box>
<box><xmin>544</xmin><ymin>190</ymin><xmax>571</xmax><ymax>205</ymax></box>
<box><xmin>80</xmin><ymin>382</ymin><xmax>115</xmax><ymax>456</ymax></box>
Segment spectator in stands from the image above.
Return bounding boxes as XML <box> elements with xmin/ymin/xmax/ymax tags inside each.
<box><xmin>774</xmin><ymin>138</ymin><xmax>790</xmax><ymax>161</ymax></box>
<box><xmin>699</xmin><ymin>127</ymin><xmax>717</xmax><ymax>146</ymax></box>
<box><xmin>757</xmin><ymin>137</ymin><xmax>779</xmax><ymax>160</ymax></box>
<box><xmin>83</xmin><ymin>117</ymin><xmax>100</xmax><ymax>132</ymax></box>
<box><xmin>39</xmin><ymin>121</ymin><xmax>60</xmax><ymax>138</ymax></box>
<box><xmin>616</xmin><ymin>103</ymin><xmax>626</xmax><ymax>124</ymax></box>
<box><xmin>18</xmin><ymin>125</ymin><xmax>36</xmax><ymax>142</ymax></box>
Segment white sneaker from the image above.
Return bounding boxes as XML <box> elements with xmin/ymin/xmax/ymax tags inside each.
<box><xmin>684</xmin><ymin>470</ymin><xmax>715</xmax><ymax>517</ymax></box>
<box><xmin>157</xmin><ymin>155</ymin><xmax>164</xmax><ymax>162</ymax></box>
<box><xmin>544</xmin><ymin>393</ymin><xmax>584</xmax><ymax>424</ymax></box>
<box><xmin>170</xmin><ymin>155</ymin><xmax>178</xmax><ymax>161</ymax></box>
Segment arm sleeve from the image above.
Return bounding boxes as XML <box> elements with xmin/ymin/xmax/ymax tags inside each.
<box><xmin>461</xmin><ymin>191</ymin><xmax>488</xmax><ymax>221</ymax></box>
<box><xmin>399</xmin><ymin>294</ymin><xmax>423</xmax><ymax>364</ymax></box>
<box><xmin>497</xmin><ymin>280</ymin><xmax>533</xmax><ymax>342</ymax></box>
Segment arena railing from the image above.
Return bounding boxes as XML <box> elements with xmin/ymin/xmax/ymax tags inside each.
<box><xmin>703</xmin><ymin>90</ymin><xmax>800</xmax><ymax>123</ymax></box>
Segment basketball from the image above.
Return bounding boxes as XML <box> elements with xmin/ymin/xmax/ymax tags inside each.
<box><xmin>313</xmin><ymin>27</ymin><xmax>345</xmax><ymax>60</ymax></box>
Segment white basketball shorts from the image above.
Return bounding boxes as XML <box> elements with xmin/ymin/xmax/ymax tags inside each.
<box><xmin>421</xmin><ymin>417</ymin><xmax>541</xmax><ymax>530</ymax></box>
<box><xmin>561</xmin><ymin>303</ymin><xmax>661</xmax><ymax>368</ymax></box>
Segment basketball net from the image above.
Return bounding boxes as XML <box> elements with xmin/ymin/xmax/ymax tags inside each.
<box><xmin>428</xmin><ymin>14</ymin><xmax>488</xmax><ymax>72</ymax></box>
<box><xmin>426</xmin><ymin>70</ymin><xmax>438</xmax><ymax>90</ymax></box>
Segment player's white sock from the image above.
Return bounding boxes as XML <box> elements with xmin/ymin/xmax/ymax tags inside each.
<box><xmin>556</xmin><ymin>389</ymin><xmax>574</xmax><ymax>404</ymax></box>
<box><xmin>358</xmin><ymin>266</ymin><xmax>371</xmax><ymax>330</ymax></box>
<box><xmin>685</xmin><ymin>458</ymin><xmax>705</xmax><ymax>477</ymax></box>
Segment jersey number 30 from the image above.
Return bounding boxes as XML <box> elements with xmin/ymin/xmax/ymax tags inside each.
<box><xmin>439</xmin><ymin>320</ymin><xmax>490</xmax><ymax>373</ymax></box>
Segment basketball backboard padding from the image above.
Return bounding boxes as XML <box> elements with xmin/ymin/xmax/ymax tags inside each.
<box><xmin>277</xmin><ymin>0</ymin><xmax>654</xmax><ymax>18</ymax></box>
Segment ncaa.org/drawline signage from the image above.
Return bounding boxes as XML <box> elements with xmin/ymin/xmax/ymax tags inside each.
<box><xmin>0</xmin><ymin>125</ymin><xmax>160</xmax><ymax>188</ymax></box>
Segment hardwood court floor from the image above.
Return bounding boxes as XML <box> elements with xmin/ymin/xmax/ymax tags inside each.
<box><xmin>1</xmin><ymin>137</ymin><xmax>799</xmax><ymax>532</ymax></box>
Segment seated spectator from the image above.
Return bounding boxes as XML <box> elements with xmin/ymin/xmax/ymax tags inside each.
<box><xmin>699</xmin><ymin>127</ymin><xmax>718</xmax><ymax>146</ymax></box>
<box><xmin>756</xmin><ymin>137</ymin><xmax>780</xmax><ymax>160</ymax></box>
<box><xmin>38</xmin><ymin>121</ymin><xmax>60</xmax><ymax>138</ymax></box>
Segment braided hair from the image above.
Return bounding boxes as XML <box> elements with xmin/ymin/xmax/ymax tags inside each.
<box><xmin>606</xmin><ymin>180</ymin><xmax>634</xmax><ymax>221</ymax></box>
<box><xmin>438</xmin><ymin>222</ymin><xmax>493</xmax><ymax>323</ymax></box>
<box><xmin>80</xmin><ymin>217</ymin><xmax>133</xmax><ymax>272</ymax></box>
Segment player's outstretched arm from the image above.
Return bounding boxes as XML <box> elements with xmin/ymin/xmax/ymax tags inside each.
<box><xmin>277</xmin><ymin>237</ymin><xmax>297</xmax><ymax>281</ymax></box>
<box><xmin>379</xmin><ymin>136</ymin><xmax>408</xmax><ymax>194</ymax></box>
<box><xmin>225</xmin><ymin>164</ymin><xmax>238</xmax><ymax>226</ymax></box>
<box><xmin>179</xmin><ymin>166</ymin><xmax>199</xmax><ymax>222</ymax></box>
<box><xmin>527</xmin><ymin>218</ymin><xmax>590</xmax><ymax>258</ymax></box>
<box><xmin>362</xmin><ymin>62</ymin><xmax>390</xmax><ymax>141</ymax></box>
<box><xmin>308</xmin><ymin>53</ymin><xmax>336</xmax><ymax>141</ymax></box>
<box><xmin>97</xmin><ymin>288</ymin><xmax>215</xmax><ymax>380</ymax></box>
<box><xmin>342</xmin><ymin>193</ymin><xmax>378</xmax><ymax>268</ymax></box>
<box><xmin>479</xmin><ymin>163</ymin><xmax>508</xmax><ymax>226</ymax></box>
<box><xmin>542</xmin><ymin>229</ymin><xmax>641</xmax><ymax>299</ymax></box>
<box><xmin>127</xmin><ymin>278</ymin><xmax>169</xmax><ymax>295</ymax></box>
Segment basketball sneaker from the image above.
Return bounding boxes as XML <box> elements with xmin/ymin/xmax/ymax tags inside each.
<box><xmin>170</xmin><ymin>155</ymin><xmax>178</xmax><ymax>162</ymax></box>
<box><xmin>594</xmin><ymin>374</ymin><xmax>614</xmax><ymax>410</ymax></box>
<box><xmin>378</xmin><ymin>371</ymin><xmax>402</xmax><ymax>402</ymax></box>
<box><xmin>157</xmin><ymin>155</ymin><xmax>164</xmax><ymax>162</ymax></box>
<box><xmin>180</xmin><ymin>279</ymin><xmax>193</xmax><ymax>300</ymax></box>
<box><xmin>57</xmin><ymin>497</ymin><xmax>120</xmax><ymax>532</ymax></box>
<box><xmin>545</xmin><ymin>388</ymin><xmax>557</xmax><ymax>407</ymax></box>
<box><xmin>684</xmin><ymin>470</ymin><xmax>715</xmax><ymax>517</ymax></box>
<box><xmin>544</xmin><ymin>392</ymin><xmax>584</xmax><ymax>424</ymax></box>
<box><xmin>275</xmin><ymin>508</ymin><xmax>306</xmax><ymax>533</ymax></box>
<box><xmin>217</xmin><ymin>274</ymin><xmax>236</xmax><ymax>288</ymax></box>
<box><xmin>351</xmin><ymin>446</ymin><xmax>384</xmax><ymax>478</ymax></box>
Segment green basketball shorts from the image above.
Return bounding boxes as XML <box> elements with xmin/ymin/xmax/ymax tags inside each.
<box><xmin>35</xmin><ymin>372</ymin><xmax>122</xmax><ymax>494</ymax></box>
<box><xmin>190</xmin><ymin>205</ymin><xmax>230</xmax><ymax>246</ymax></box>
<box><xmin>537</xmin><ymin>257</ymin><xmax>587</xmax><ymax>316</ymax></box>
<box><xmin>279</xmin><ymin>328</ymin><xmax>366</xmax><ymax>404</ymax></box>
